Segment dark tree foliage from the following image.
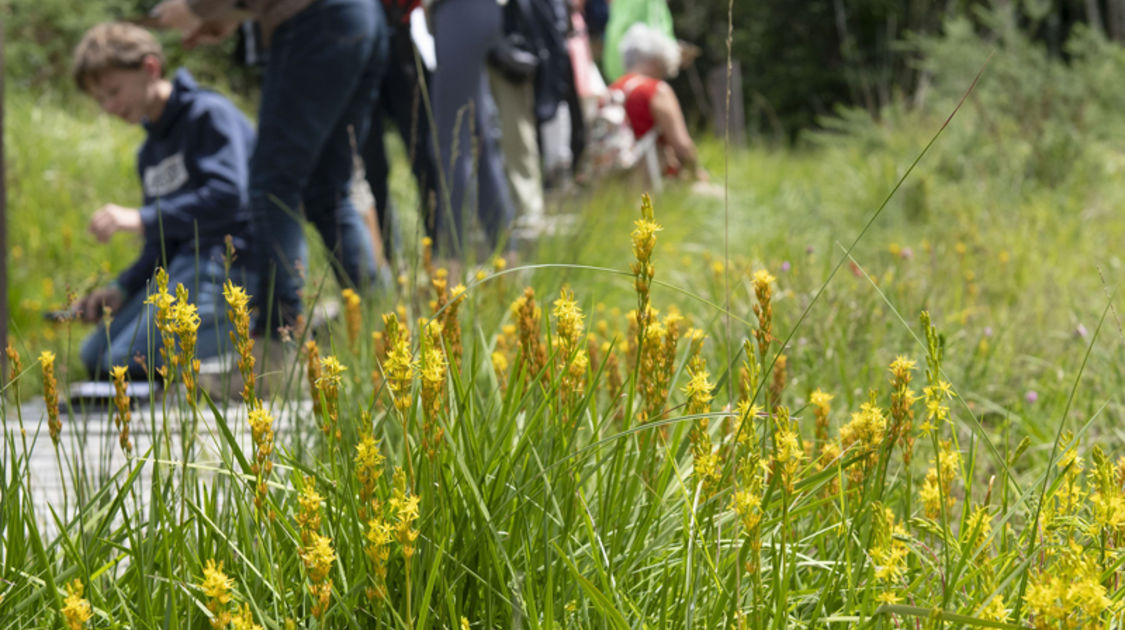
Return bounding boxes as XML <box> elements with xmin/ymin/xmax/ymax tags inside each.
<box><xmin>3</xmin><ymin>0</ymin><xmax>256</xmax><ymax>96</ymax></box>
<box><xmin>7</xmin><ymin>0</ymin><xmax>1125</xmax><ymax>138</ymax></box>
<box><xmin>667</xmin><ymin>0</ymin><xmax>1122</xmax><ymax>140</ymax></box>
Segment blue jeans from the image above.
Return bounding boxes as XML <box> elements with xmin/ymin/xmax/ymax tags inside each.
<box><xmin>363</xmin><ymin>29</ymin><xmax>439</xmax><ymax>257</ymax></box>
<box><xmin>250</xmin><ymin>0</ymin><xmax>389</xmax><ymax>335</ymax></box>
<box><xmin>81</xmin><ymin>255</ymin><xmax>257</xmax><ymax>381</ymax></box>
<box><xmin>431</xmin><ymin>0</ymin><xmax>515</xmax><ymax>257</ymax></box>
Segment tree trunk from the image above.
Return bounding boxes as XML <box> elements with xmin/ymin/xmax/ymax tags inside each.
<box><xmin>1108</xmin><ymin>0</ymin><xmax>1125</xmax><ymax>40</ymax></box>
<box><xmin>1085</xmin><ymin>0</ymin><xmax>1105</xmax><ymax>35</ymax></box>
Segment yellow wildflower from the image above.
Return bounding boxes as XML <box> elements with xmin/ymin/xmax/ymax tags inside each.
<box><xmin>381</xmin><ymin>313</ymin><xmax>415</xmax><ymax>411</ymax></box>
<box><xmin>302</xmin><ymin>533</ymin><xmax>337</xmax><ymax>584</ymax></box>
<box><xmin>201</xmin><ymin>559</ymin><xmax>234</xmax><ymax>605</ymax></box>
<box><xmin>61</xmin><ymin>579</ymin><xmax>93</xmax><ymax>630</ymax></box>
<box><xmin>223</xmin><ymin>280</ymin><xmax>256</xmax><ymax>402</ymax></box>
<box><xmin>231</xmin><ymin>603</ymin><xmax>262</xmax><ymax>630</ymax></box>
<box><xmin>40</xmin><ymin>351</ymin><xmax>61</xmax><ymax>447</ymax></box>
<box><xmin>200</xmin><ymin>559</ymin><xmax>234</xmax><ymax>629</ymax></box>
<box><xmin>342</xmin><ymin>288</ymin><xmax>361</xmax><ymax>345</ymax></box>
<box><xmin>316</xmin><ymin>356</ymin><xmax>347</xmax><ymax>438</ymax></box>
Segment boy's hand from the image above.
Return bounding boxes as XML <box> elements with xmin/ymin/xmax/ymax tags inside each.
<box><xmin>150</xmin><ymin>0</ymin><xmax>202</xmax><ymax>35</ymax></box>
<box><xmin>89</xmin><ymin>204</ymin><xmax>142</xmax><ymax>242</ymax></box>
<box><xmin>77</xmin><ymin>286</ymin><xmax>125</xmax><ymax>323</ymax></box>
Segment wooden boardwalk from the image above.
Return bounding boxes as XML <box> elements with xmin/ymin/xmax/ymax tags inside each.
<box><xmin>3</xmin><ymin>395</ymin><xmax>312</xmax><ymax>536</ymax></box>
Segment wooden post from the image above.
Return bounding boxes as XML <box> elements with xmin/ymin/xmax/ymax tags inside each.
<box><xmin>1</xmin><ymin>19</ymin><xmax>7</xmax><ymax>382</ymax></box>
<box><xmin>708</xmin><ymin>61</ymin><xmax>746</xmax><ymax>146</ymax></box>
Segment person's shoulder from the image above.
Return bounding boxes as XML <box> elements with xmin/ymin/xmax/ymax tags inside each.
<box><xmin>188</xmin><ymin>88</ymin><xmax>247</xmax><ymax>119</ymax></box>
<box><xmin>184</xmin><ymin>89</ymin><xmax>254</xmax><ymax>135</ymax></box>
<box><xmin>170</xmin><ymin>69</ymin><xmax>249</xmax><ymax>123</ymax></box>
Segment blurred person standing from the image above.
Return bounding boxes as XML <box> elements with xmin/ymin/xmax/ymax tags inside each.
<box><xmin>487</xmin><ymin>0</ymin><xmax>548</xmax><ymax>233</ymax></box>
<box><xmin>426</xmin><ymin>0</ymin><xmax>515</xmax><ymax>263</ymax></box>
<box><xmin>153</xmin><ymin>0</ymin><xmax>391</xmax><ymax>339</ymax></box>
<box><xmin>364</xmin><ymin>0</ymin><xmax>439</xmax><ymax>263</ymax></box>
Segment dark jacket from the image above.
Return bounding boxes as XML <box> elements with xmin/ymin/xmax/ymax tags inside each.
<box><xmin>116</xmin><ymin>69</ymin><xmax>256</xmax><ymax>295</ymax></box>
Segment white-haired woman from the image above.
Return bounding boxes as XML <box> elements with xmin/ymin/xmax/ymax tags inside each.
<box><xmin>610</xmin><ymin>22</ymin><xmax>705</xmax><ymax>181</ymax></box>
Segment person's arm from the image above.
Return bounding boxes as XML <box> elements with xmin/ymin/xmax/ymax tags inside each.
<box><xmin>153</xmin><ymin>0</ymin><xmax>246</xmax><ymax>25</ymax></box>
<box><xmin>137</xmin><ymin>102</ymin><xmax>251</xmax><ymax>248</ymax></box>
<box><xmin>75</xmin><ymin>285</ymin><xmax>126</xmax><ymax>323</ymax></box>
<box><xmin>151</xmin><ymin>0</ymin><xmax>246</xmax><ymax>46</ymax></box>
<box><xmin>649</xmin><ymin>81</ymin><xmax>705</xmax><ymax>180</ymax></box>
<box><xmin>88</xmin><ymin>203</ymin><xmax>143</xmax><ymax>243</ymax></box>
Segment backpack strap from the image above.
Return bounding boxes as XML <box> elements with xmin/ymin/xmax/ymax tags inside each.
<box><xmin>617</xmin><ymin>74</ymin><xmax>645</xmax><ymax>98</ymax></box>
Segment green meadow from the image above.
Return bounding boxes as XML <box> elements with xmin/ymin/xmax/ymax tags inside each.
<box><xmin>8</xmin><ymin>10</ymin><xmax>1125</xmax><ymax>629</ymax></box>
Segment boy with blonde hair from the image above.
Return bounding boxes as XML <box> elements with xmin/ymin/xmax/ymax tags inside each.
<box><xmin>72</xmin><ymin>21</ymin><xmax>257</xmax><ymax>381</ymax></box>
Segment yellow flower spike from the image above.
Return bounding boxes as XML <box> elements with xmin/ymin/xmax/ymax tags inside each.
<box><xmin>315</xmin><ymin>356</ymin><xmax>347</xmax><ymax>438</ymax></box>
<box><xmin>300</xmin><ymin>532</ymin><xmax>337</xmax><ymax>620</ymax></box>
<box><xmin>61</xmin><ymin>579</ymin><xmax>93</xmax><ymax>630</ymax></box>
<box><xmin>752</xmin><ymin>269</ymin><xmax>776</xmax><ymax>290</ymax></box>
<box><xmin>770</xmin><ymin>407</ymin><xmax>803</xmax><ymax>494</ymax></box>
<box><xmin>421</xmin><ymin>236</ymin><xmax>434</xmax><ymax>278</ymax></box>
<box><xmin>6</xmin><ymin>344</ymin><xmax>21</xmax><ymax>377</ymax></box>
<box><xmin>511</xmin><ymin>288</ymin><xmax>547</xmax><ymax>385</ymax></box>
<box><xmin>919</xmin><ymin>440</ymin><xmax>961</xmax><ymax>519</ymax></box>
<box><xmin>979</xmin><ymin>595</ymin><xmax>1009</xmax><ymax>623</ymax></box>
<box><xmin>390</xmin><ymin>491</ymin><xmax>422</xmax><ymax>560</ymax></box>
<box><xmin>223</xmin><ymin>280</ymin><xmax>256</xmax><ymax>403</ymax></box>
<box><xmin>145</xmin><ymin>268</ymin><xmax>179</xmax><ymax>384</ymax></box>
<box><xmin>380</xmin><ymin>313</ymin><xmax>415</xmax><ymax>412</ymax></box>
<box><xmin>630</xmin><ymin>195</ymin><xmax>662</xmax><ymax>335</ymax></box>
<box><xmin>301</xmin><ymin>533</ymin><xmax>337</xmax><ymax>584</ymax></box>
<box><xmin>39</xmin><ymin>351</ymin><xmax>61</xmax><ymax>447</ymax></box>
<box><xmin>491</xmin><ymin>351</ymin><xmax>509</xmax><ymax>375</ymax></box>
<box><xmin>305</xmin><ymin>340</ymin><xmax>322</xmax><ymax>416</ymax></box>
<box><xmin>200</xmin><ymin>559</ymin><xmax>235</xmax><ymax>629</ymax></box>
<box><xmin>110</xmin><ymin>365</ymin><xmax>133</xmax><ymax>454</ymax></box>
<box><xmin>551</xmin><ymin>288</ymin><xmax>588</xmax><ymax>404</ymax></box>
<box><xmin>164</xmin><ymin>284</ymin><xmax>202</xmax><ymax>404</ymax></box>
<box><xmin>809</xmin><ymin>388</ymin><xmax>833</xmax><ymax>445</ymax></box>
<box><xmin>419</xmin><ymin>320</ymin><xmax>448</xmax><ymax>457</ymax></box>
<box><xmin>231</xmin><ymin>603</ymin><xmax>262</xmax><ymax>630</ymax></box>
<box><xmin>730</xmin><ymin>488</ymin><xmax>762</xmax><ymax>532</ymax></box>
<box><xmin>354</xmin><ymin>435</ymin><xmax>385</xmax><ymax>504</ymax></box>
<box><xmin>442</xmin><ymin>283</ymin><xmax>468</xmax><ymax>367</ymax></box>
<box><xmin>342</xmin><ymin>288</ymin><xmax>362</xmax><ymax>346</ymax></box>
<box><xmin>296</xmin><ymin>479</ymin><xmax>324</xmax><ymax>543</ymax></box>
<box><xmin>837</xmin><ymin>401</ymin><xmax>887</xmax><ymax>485</ymax></box>
<box><xmin>200</xmin><ymin>559</ymin><xmax>234</xmax><ymax>604</ymax></box>
<box><xmin>247</xmin><ymin>407</ymin><xmax>275</xmax><ymax>510</ymax></box>
<box><xmin>888</xmin><ymin>356</ymin><xmax>918</xmax><ymax>465</ymax></box>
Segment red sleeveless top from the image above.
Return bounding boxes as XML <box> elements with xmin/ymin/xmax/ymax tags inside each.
<box><xmin>610</xmin><ymin>73</ymin><xmax>662</xmax><ymax>139</ymax></box>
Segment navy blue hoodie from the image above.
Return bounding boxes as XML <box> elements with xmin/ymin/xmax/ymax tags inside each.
<box><xmin>116</xmin><ymin>69</ymin><xmax>256</xmax><ymax>295</ymax></box>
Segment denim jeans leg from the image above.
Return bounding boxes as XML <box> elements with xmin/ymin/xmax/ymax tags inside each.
<box><xmin>475</xmin><ymin>75</ymin><xmax>515</xmax><ymax>250</ymax></box>
<box><xmin>80</xmin><ymin>289</ymin><xmax>151</xmax><ymax>380</ymax></box>
<box><xmin>302</xmin><ymin>5</ymin><xmax>387</xmax><ymax>293</ymax></box>
<box><xmin>250</xmin><ymin>0</ymin><xmax>382</xmax><ymax>335</ymax></box>
<box><xmin>363</xmin><ymin>96</ymin><xmax>394</xmax><ymax>253</ymax></box>
<box><xmin>432</xmin><ymin>0</ymin><xmax>504</xmax><ymax>257</ymax></box>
